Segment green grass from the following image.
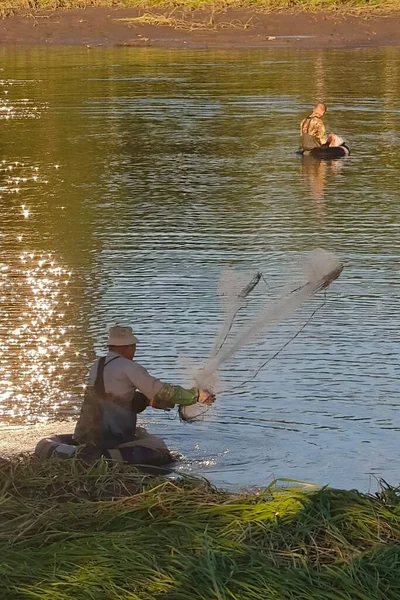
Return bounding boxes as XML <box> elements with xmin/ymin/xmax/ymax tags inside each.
<box><xmin>0</xmin><ymin>455</ymin><xmax>399</xmax><ymax>599</ymax></box>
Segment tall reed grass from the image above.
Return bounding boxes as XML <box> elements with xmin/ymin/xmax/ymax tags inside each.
<box><xmin>1</xmin><ymin>455</ymin><xmax>399</xmax><ymax>599</ymax></box>
<box><xmin>2</xmin><ymin>0</ymin><xmax>400</xmax><ymax>18</ymax></box>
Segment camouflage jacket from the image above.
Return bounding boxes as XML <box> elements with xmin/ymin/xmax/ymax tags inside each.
<box><xmin>300</xmin><ymin>114</ymin><xmax>328</xmax><ymax>150</ymax></box>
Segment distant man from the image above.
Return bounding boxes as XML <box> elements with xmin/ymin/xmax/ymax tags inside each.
<box><xmin>74</xmin><ymin>325</ymin><xmax>215</xmax><ymax>454</ymax></box>
<box><xmin>300</xmin><ymin>103</ymin><xmax>332</xmax><ymax>151</ymax></box>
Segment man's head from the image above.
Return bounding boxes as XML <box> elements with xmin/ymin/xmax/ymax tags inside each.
<box><xmin>313</xmin><ymin>103</ymin><xmax>327</xmax><ymax>117</ymax></box>
<box><xmin>107</xmin><ymin>325</ymin><xmax>138</xmax><ymax>360</ymax></box>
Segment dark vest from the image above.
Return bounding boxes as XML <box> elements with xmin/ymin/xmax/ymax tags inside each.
<box><xmin>94</xmin><ymin>356</ymin><xmax>137</xmax><ymax>448</ymax></box>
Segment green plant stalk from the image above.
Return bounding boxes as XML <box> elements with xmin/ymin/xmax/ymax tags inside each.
<box><xmin>0</xmin><ymin>456</ymin><xmax>399</xmax><ymax>599</ymax></box>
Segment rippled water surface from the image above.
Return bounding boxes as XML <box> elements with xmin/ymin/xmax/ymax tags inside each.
<box><xmin>1</xmin><ymin>47</ymin><xmax>399</xmax><ymax>490</ymax></box>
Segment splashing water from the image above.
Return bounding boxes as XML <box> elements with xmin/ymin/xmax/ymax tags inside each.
<box><xmin>180</xmin><ymin>249</ymin><xmax>343</xmax><ymax>422</ymax></box>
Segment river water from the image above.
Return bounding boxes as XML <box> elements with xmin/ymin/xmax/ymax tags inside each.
<box><xmin>0</xmin><ymin>46</ymin><xmax>399</xmax><ymax>491</ymax></box>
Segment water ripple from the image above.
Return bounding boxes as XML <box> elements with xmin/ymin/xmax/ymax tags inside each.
<box><xmin>0</xmin><ymin>47</ymin><xmax>399</xmax><ymax>490</ymax></box>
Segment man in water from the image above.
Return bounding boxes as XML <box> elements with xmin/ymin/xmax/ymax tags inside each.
<box><xmin>300</xmin><ymin>103</ymin><xmax>333</xmax><ymax>151</ymax></box>
<box><xmin>74</xmin><ymin>325</ymin><xmax>215</xmax><ymax>455</ymax></box>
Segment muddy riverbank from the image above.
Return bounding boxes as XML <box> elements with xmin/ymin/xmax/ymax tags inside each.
<box><xmin>1</xmin><ymin>8</ymin><xmax>400</xmax><ymax>48</ymax></box>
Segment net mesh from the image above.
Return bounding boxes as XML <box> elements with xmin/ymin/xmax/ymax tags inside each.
<box><xmin>179</xmin><ymin>249</ymin><xmax>342</xmax><ymax>422</ymax></box>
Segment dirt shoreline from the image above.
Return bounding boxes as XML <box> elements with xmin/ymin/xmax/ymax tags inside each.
<box><xmin>0</xmin><ymin>8</ymin><xmax>400</xmax><ymax>48</ymax></box>
<box><xmin>0</xmin><ymin>421</ymin><xmax>74</xmax><ymax>457</ymax></box>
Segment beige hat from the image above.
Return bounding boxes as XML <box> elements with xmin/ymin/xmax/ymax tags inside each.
<box><xmin>107</xmin><ymin>325</ymin><xmax>139</xmax><ymax>346</ymax></box>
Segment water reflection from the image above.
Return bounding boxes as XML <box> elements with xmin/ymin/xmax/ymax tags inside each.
<box><xmin>0</xmin><ymin>160</ymin><xmax>44</xmax><ymax>196</ymax></box>
<box><xmin>0</xmin><ymin>79</ymin><xmax>46</xmax><ymax>120</ymax></box>
<box><xmin>0</xmin><ymin>252</ymin><xmax>75</xmax><ymax>423</ymax></box>
<box><xmin>0</xmin><ymin>47</ymin><xmax>399</xmax><ymax>490</ymax></box>
<box><xmin>0</xmin><ymin>157</ymin><xmax>83</xmax><ymax>423</ymax></box>
<box><xmin>300</xmin><ymin>154</ymin><xmax>347</xmax><ymax>212</ymax></box>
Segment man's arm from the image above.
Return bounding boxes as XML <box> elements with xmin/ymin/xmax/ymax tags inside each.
<box><xmin>314</xmin><ymin>119</ymin><xmax>328</xmax><ymax>145</ymax></box>
<box><xmin>124</xmin><ymin>362</ymin><xmax>213</xmax><ymax>410</ymax></box>
<box><xmin>152</xmin><ymin>383</ymin><xmax>199</xmax><ymax>409</ymax></box>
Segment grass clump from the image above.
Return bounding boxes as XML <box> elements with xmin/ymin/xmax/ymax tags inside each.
<box><xmin>115</xmin><ymin>12</ymin><xmax>255</xmax><ymax>31</ymax></box>
<box><xmin>2</xmin><ymin>0</ymin><xmax>400</xmax><ymax>19</ymax></box>
<box><xmin>0</xmin><ymin>455</ymin><xmax>399</xmax><ymax>599</ymax></box>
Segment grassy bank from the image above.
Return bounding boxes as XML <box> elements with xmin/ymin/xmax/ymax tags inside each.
<box><xmin>2</xmin><ymin>0</ymin><xmax>400</xmax><ymax>17</ymax></box>
<box><xmin>1</xmin><ymin>456</ymin><xmax>399</xmax><ymax>599</ymax></box>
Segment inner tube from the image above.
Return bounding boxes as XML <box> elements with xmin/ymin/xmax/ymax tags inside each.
<box><xmin>35</xmin><ymin>433</ymin><xmax>174</xmax><ymax>466</ymax></box>
<box><xmin>299</xmin><ymin>144</ymin><xmax>350</xmax><ymax>160</ymax></box>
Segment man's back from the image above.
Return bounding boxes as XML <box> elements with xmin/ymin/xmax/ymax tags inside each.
<box><xmin>74</xmin><ymin>352</ymin><xmax>162</xmax><ymax>447</ymax></box>
<box><xmin>300</xmin><ymin>113</ymin><xmax>328</xmax><ymax>151</ymax></box>
<box><xmin>300</xmin><ymin>103</ymin><xmax>329</xmax><ymax>151</ymax></box>
<box><xmin>88</xmin><ymin>351</ymin><xmax>162</xmax><ymax>405</ymax></box>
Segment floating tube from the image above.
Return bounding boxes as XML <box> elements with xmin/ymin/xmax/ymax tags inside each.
<box><xmin>35</xmin><ymin>432</ymin><xmax>173</xmax><ymax>466</ymax></box>
<box><xmin>309</xmin><ymin>145</ymin><xmax>350</xmax><ymax>159</ymax></box>
<box><xmin>297</xmin><ymin>144</ymin><xmax>350</xmax><ymax>159</ymax></box>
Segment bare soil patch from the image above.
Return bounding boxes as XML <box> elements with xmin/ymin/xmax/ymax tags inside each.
<box><xmin>1</xmin><ymin>8</ymin><xmax>399</xmax><ymax>48</ymax></box>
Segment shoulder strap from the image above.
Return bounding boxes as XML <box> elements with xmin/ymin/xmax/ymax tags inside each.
<box><xmin>94</xmin><ymin>355</ymin><xmax>120</xmax><ymax>398</ymax></box>
<box><xmin>305</xmin><ymin>116</ymin><xmax>314</xmax><ymax>134</ymax></box>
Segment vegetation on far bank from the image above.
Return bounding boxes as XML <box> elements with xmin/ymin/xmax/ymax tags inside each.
<box><xmin>2</xmin><ymin>0</ymin><xmax>400</xmax><ymax>19</ymax></box>
<box><xmin>1</xmin><ymin>455</ymin><xmax>399</xmax><ymax>599</ymax></box>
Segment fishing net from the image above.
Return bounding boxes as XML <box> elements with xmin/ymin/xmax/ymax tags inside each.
<box><xmin>179</xmin><ymin>249</ymin><xmax>343</xmax><ymax>422</ymax></box>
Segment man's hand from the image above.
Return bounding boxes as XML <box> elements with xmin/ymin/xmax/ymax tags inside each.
<box><xmin>198</xmin><ymin>389</ymin><xmax>216</xmax><ymax>405</ymax></box>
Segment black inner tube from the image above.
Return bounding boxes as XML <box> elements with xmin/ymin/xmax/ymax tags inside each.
<box><xmin>309</xmin><ymin>145</ymin><xmax>350</xmax><ymax>159</ymax></box>
<box><xmin>296</xmin><ymin>144</ymin><xmax>351</xmax><ymax>159</ymax></box>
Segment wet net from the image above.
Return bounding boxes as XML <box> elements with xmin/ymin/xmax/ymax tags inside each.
<box><xmin>179</xmin><ymin>249</ymin><xmax>343</xmax><ymax>422</ymax></box>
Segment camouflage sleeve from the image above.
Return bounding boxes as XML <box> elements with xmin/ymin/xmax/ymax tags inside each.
<box><xmin>124</xmin><ymin>362</ymin><xmax>199</xmax><ymax>410</ymax></box>
<box><xmin>151</xmin><ymin>384</ymin><xmax>199</xmax><ymax>410</ymax></box>
<box><xmin>314</xmin><ymin>120</ymin><xmax>328</xmax><ymax>145</ymax></box>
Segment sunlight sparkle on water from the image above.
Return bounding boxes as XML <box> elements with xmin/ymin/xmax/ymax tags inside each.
<box><xmin>0</xmin><ymin>252</ymin><xmax>76</xmax><ymax>424</ymax></box>
<box><xmin>0</xmin><ymin>79</ymin><xmax>47</xmax><ymax>120</ymax></box>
